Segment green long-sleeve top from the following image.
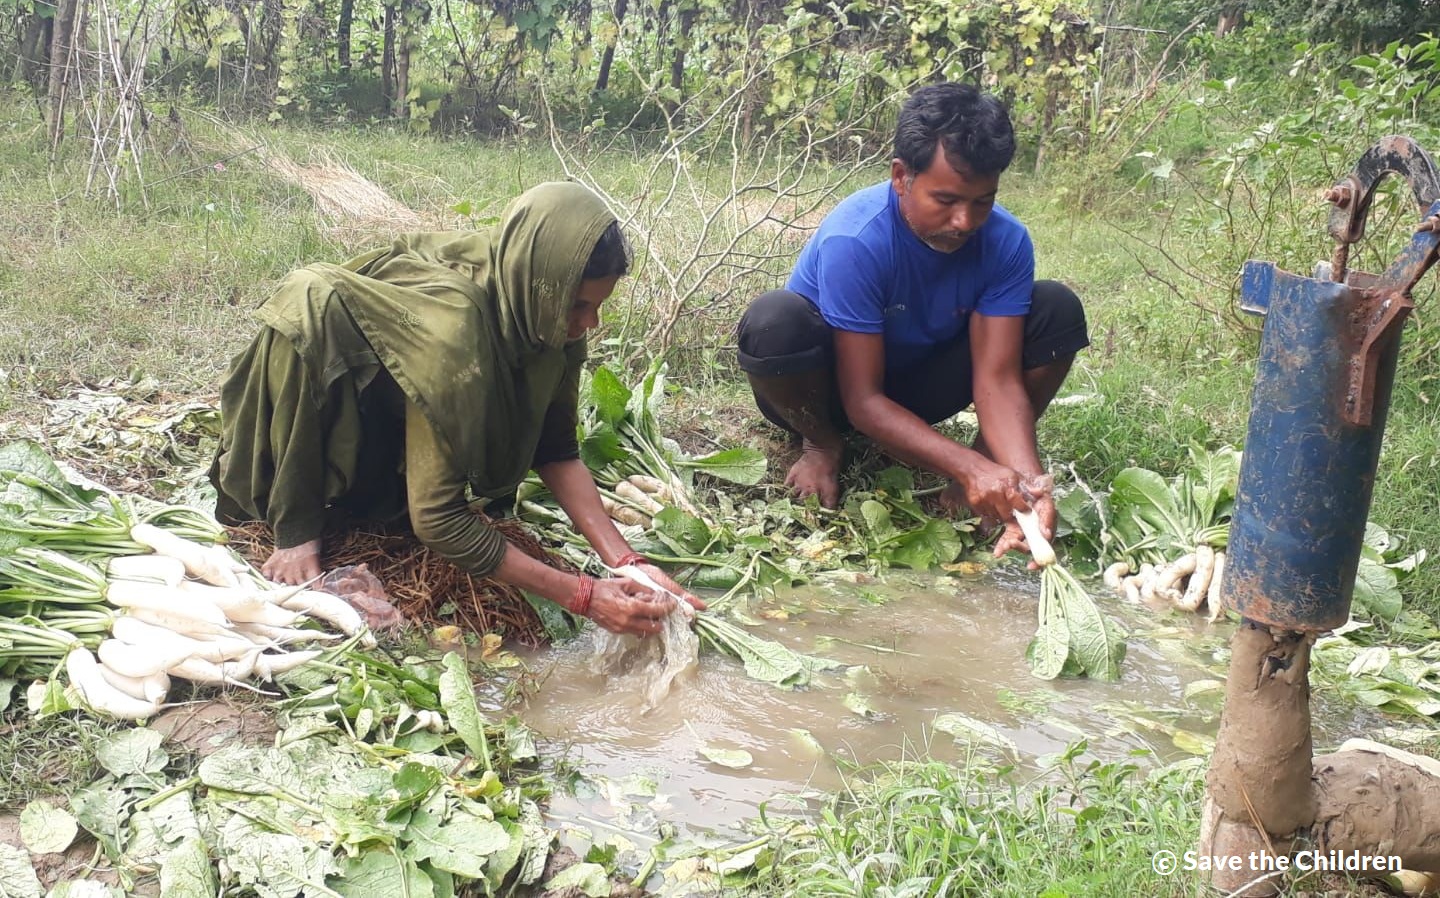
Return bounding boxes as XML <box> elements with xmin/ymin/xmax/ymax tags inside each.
<box><xmin>211</xmin><ymin>182</ymin><xmax>612</xmax><ymax>576</ymax></box>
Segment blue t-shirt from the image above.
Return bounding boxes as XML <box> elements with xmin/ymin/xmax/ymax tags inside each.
<box><xmin>786</xmin><ymin>181</ymin><xmax>1035</xmax><ymax>370</ymax></box>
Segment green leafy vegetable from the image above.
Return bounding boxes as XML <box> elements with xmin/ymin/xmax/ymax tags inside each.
<box><xmin>405</xmin><ymin>810</ymin><xmax>511</xmax><ymax>878</ymax></box>
<box><xmin>692</xmin><ymin>613</ymin><xmax>838</xmax><ymax>689</ymax></box>
<box><xmin>545</xmin><ymin>862</ymin><xmax>612</xmax><ymax>897</ymax></box>
<box><xmin>20</xmin><ymin>800</ymin><xmax>78</xmax><ymax>855</ymax></box>
<box><xmin>1031</xmin><ymin>565</ymin><xmax>1126</xmax><ymax>681</ymax></box>
<box><xmin>438</xmin><ymin>652</ymin><xmax>492</xmax><ymax>771</ymax></box>
<box><xmin>0</xmin><ymin>843</ymin><xmax>44</xmax><ymax>898</ymax></box>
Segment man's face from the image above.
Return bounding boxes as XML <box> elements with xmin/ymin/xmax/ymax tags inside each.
<box><xmin>567</xmin><ymin>275</ymin><xmax>620</xmax><ymax>340</ymax></box>
<box><xmin>891</xmin><ymin>143</ymin><xmax>1001</xmax><ymax>253</ymax></box>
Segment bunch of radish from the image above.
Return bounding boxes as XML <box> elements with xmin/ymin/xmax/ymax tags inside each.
<box><xmin>1102</xmin><ymin>545</ymin><xmax>1227</xmax><ymax>620</ymax></box>
<box><xmin>597</xmin><ymin>474</ymin><xmax>700</xmax><ymax>528</ymax></box>
<box><xmin>56</xmin><ymin>524</ymin><xmax>376</xmax><ymax>720</ymax></box>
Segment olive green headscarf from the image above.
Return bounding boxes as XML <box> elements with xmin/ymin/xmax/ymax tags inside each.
<box><xmin>253</xmin><ymin>181</ymin><xmax>615</xmax><ymax>497</ymax></box>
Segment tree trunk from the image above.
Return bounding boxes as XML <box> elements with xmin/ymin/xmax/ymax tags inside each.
<box><xmin>595</xmin><ymin>0</ymin><xmax>628</xmax><ymax>91</ymax></box>
<box><xmin>1216</xmin><ymin>4</ymin><xmax>1246</xmax><ymax>37</ymax></box>
<box><xmin>48</xmin><ymin>0</ymin><xmax>82</xmax><ymax>147</ymax></box>
<box><xmin>395</xmin><ymin>1</ymin><xmax>411</xmax><ymax>119</ymax></box>
<box><xmin>381</xmin><ymin>2</ymin><xmax>396</xmax><ymax>113</ymax></box>
<box><xmin>337</xmin><ymin>0</ymin><xmax>354</xmax><ymax>71</ymax></box>
<box><xmin>666</xmin><ymin>4</ymin><xmax>695</xmax><ymax>110</ymax></box>
<box><xmin>256</xmin><ymin>0</ymin><xmax>286</xmax><ymax>98</ymax></box>
<box><xmin>17</xmin><ymin>11</ymin><xmax>53</xmax><ymax>88</ymax></box>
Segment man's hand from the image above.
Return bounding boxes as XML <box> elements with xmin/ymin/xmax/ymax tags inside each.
<box><xmin>634</xmin><ymin>563</ymin><xmax>707</xmax><ymax>612</ymax></box>
<box><xmin>991</xmin><ymin>492</ymin><xmax>1057</xmax><ymax>569</ymax></box>
<box><xmin>588</xmin><ymin>578</ymin><xmax>676</xmax><ymax>636</ymax></box>
<box><xmin>938</xmin><ymin>457</ymin><xmax>1026</xmax><ymax>523</ymax></box>
<box><xmin>991</xmin><ymin>475</ymin><xmax>1057</xmax><ymax>568</ymax></box>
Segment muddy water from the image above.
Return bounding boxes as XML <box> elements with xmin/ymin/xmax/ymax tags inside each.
<box><xmin>515</xmin><ymin>572</ymin><xmax>1364</xmax><ymax>838</ymax></box>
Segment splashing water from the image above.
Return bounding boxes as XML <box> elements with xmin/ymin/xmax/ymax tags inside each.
<box><xmin>589</xmin><ymin>600</ymin><xmax>700</xmax><ymax>712</ymax></box>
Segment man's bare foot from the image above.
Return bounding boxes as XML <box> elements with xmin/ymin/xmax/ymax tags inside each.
<box><xmin>785</xmin><ymin>440</ymin><xmax>843</xmax><ymax>508</ymax></box>
<box><xmin>262</xmin><ymin>539</ymin><xmax>323</xmax><ymax>585</ymax></box>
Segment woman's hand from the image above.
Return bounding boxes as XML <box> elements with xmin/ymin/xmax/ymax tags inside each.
<box><xmin>587</xmin><ymin>578</ymin><xmax>677</xmax><ymax>636</ymax></box>
<box><xmin>262</xmin><ymin>539</ymin><xmax>323</xmax><ymax>585</ymax></box>
<box><xmin>634</xmin><ymin>563</ymin><xmax>707</xmax><ymax>612</ymax></box>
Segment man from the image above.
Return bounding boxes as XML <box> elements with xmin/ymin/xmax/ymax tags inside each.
<box><xmin>736</xmin><ymin>82</ymin><xmax>1088</xmax><ymax>563</ymax></box>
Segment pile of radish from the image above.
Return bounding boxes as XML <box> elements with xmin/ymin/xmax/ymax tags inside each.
<box><xmin>18</xmin><ymin>523</ymin><xmax>375</xmax><ymax>720</ymax></box>
<box><xmin>1102</xmin><ymin>545</ymin><xmax>1227</xmax><ymax>619</ymax></box>
<box><xmin>596</xmin><ymin>474</ymin><xmax>698</xmax><ymax>528</ymax></box>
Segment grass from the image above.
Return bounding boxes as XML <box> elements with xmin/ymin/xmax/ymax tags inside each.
<box><xmin>753</xmin><ymin>746</ymin><xmax>1397</xmax><ymax>898</ymax></box>
<box><xmin>756</xmin><ymin>749</ymin><xmax>1208</xmax><ymax>897</ymax></box>
<box><xmin>0</xmin><ymin>712</ymin><xmax>126</xmax><ymax>807</ymax></box>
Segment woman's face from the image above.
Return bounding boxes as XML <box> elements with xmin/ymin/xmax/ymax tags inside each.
<box><xmin>567</xmin><ymin>275</ymin><xmax>621</xmax><ymax>340</ymax></box>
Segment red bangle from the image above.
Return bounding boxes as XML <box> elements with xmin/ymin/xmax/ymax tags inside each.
<box><xmin>614</xmin><ymin>551</ymin><xmax>647</xmax><ymax>568</ymax></box>
<box><xmin>571</xmin><ymin>576</ymin><xmax>595</xmax><ymax>617</ymax></box>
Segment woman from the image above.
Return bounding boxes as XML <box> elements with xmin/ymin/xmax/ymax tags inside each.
<box><xmin>210</xmin><ymin>181</ymin><xmax>703</xmax><ymax>636</ymax></box>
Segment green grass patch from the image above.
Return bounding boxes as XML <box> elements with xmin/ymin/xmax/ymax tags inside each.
<box><xmin>758</xmin><ymin>748</ymin><xmax>1207</xmax><ymax>897</ymax></box>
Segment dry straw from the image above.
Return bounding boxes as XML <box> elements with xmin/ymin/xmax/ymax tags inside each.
<box><xmin>228</xmin><ymin>513</ymin><xmax>571</xmax><ymax>647</ymax></box>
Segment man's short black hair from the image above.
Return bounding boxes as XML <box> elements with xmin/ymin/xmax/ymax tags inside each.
<box><xmin>893</xmin><ymin>82</ymin><xmax>1016</xmax><ymax>178</ymax></box>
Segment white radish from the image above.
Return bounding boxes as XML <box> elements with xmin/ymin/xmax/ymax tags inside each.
<box><xmin>168</xmin><ymin>653</ymin><xmax>268</xmax><ymax>692</ymax></box>
<box><xmin>1013</xmin><ymin>508</ymin><xmax>1057</xmax><ymax>567</ymax></box>
<box><xmin>614</xmin><ymin>563</ymin><xmax>697</xmax><ymax>622</ymax></box>
<box><xmin>1179</xmin><ymin>545</ymin><xmax>1216</xmax><ymax>612</ymax></box>
<box><xmin>113</xmin><ymin>616</ymin><xmax>260</xmax><ymax>663</ymax></box>
<box><xmin>252</xmin><ymin>650</ymin><xmax>323</xmax><ymax>681</ymax></box>
<box><xmin>222</xmin><ymin>601</ymin><xmax>302</xmax><ymax>627</ymax></box>
<box><xmin>67</xmin><ymin>647</ymin><xmax>162</xmax><ymax>719</ymax></box>
<box><xmin>104</xmin><ymin>580</ymin><xmax>231</xmax><ymax>628</ymax></box>
<box><xmin>1155</xmin><ymin>553</ymin><xmax>1198</xmax><ymax>594</ymax></box>
<box><xmin>231</xmin><ymin>622</ymin><xmax>342</xmax><ymax>645</ymax></box>
<box><xmin>107</xmin><ymin>555</ymin><xmax>186</xmax><ymax>588</ymax></box>
<box><xmin>1122</xmin><ymin>575</ymin><xmax>1143</xmax><ymax>605</ymax></box>
<box><xmin>97</xmin><ymin>663</ymin><xmax>169</xmax><ymax>704</ymax></box>
<box><xmin>98</xmin><ymin>638</ymin><xmax>193</xmax><ymax>679</ymax></box>
<box><xmin>1205</xmin><ymin>552</ymin><xmax>1228</xmax><ymax>623</ymax></box>
<box><xmin>1137</xmin><ymin>564</ymin><xmax>1171</xmax><ymax>612</ymax></box>
<box><xmin>600</xmin><ymin>495</ymin><xmax>650</xmax><ymax>527</ymax></box>
<box><xmin>278</xmin><ymin>590</ymin><xmax>374</xmax><ymax>646</ymax></box>
<box><xmin>126</xmin><ymin>606</ymin><xmax>235</xmax><ymax>638</ymax></box>
<box><xmin>615</xmin><ymin>480</ymin><xmax>665</xmax><ymax>515</ymax></box>
<box><xmin>1103</xmin><ymin>561</ymin><xmax>1131</xmax><ymax>591</ymax></box>
<box><xmin>626</xmin><ymin>474</ymin><xmax>671</xmax><ymax>498</ymax></box>
<box><xmin>130</xmin><ymin>523</ymin><xmax>241</xmax><ymax>588</ymax></box>
<box><xmin>175</xmin><ymin>579</ymin><xmax>275</xmax><ymax>616</ymax></box>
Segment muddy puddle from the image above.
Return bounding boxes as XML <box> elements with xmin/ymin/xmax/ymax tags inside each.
<box><xmin>513</xmin><ymin>571</ymin><xmax>1374</xmax><ymax>840</ymax></box>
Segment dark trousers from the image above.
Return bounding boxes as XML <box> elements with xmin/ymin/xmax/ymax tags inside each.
<box><xmin>736</xmin><ymin>280</ymin><xmax>1090</xmax><ymax>431</ymax></box>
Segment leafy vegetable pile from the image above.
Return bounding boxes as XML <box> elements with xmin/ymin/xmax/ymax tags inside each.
<box><xmin>1</xmin><ymin>440</ymin><xmax>570</xmax><ymax>895</ymax></box>
<box><xmin>522</xmin><ymin>361</ymin><xmax>974</xmax><ymax>596</ymax></box>
<box><xmin>0</xmin><ymin>440</ymin><xmax>377</xmax><ymax>720</ymax></box>
<box><xmin>1059</xmin><ymin>445</ymin><xmax>1426</xmax><ymax>624</ymax></box>
<box><xmin>4</xmin><ymin>651</ymin><xmax>555</xmax><ymax>898</ymax></box>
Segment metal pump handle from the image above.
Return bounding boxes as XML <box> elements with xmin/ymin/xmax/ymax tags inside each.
<box><xmin>1322</xmin><ymin>137</ymin><xmax>1440</xmax><ymax>424</ymax></box>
